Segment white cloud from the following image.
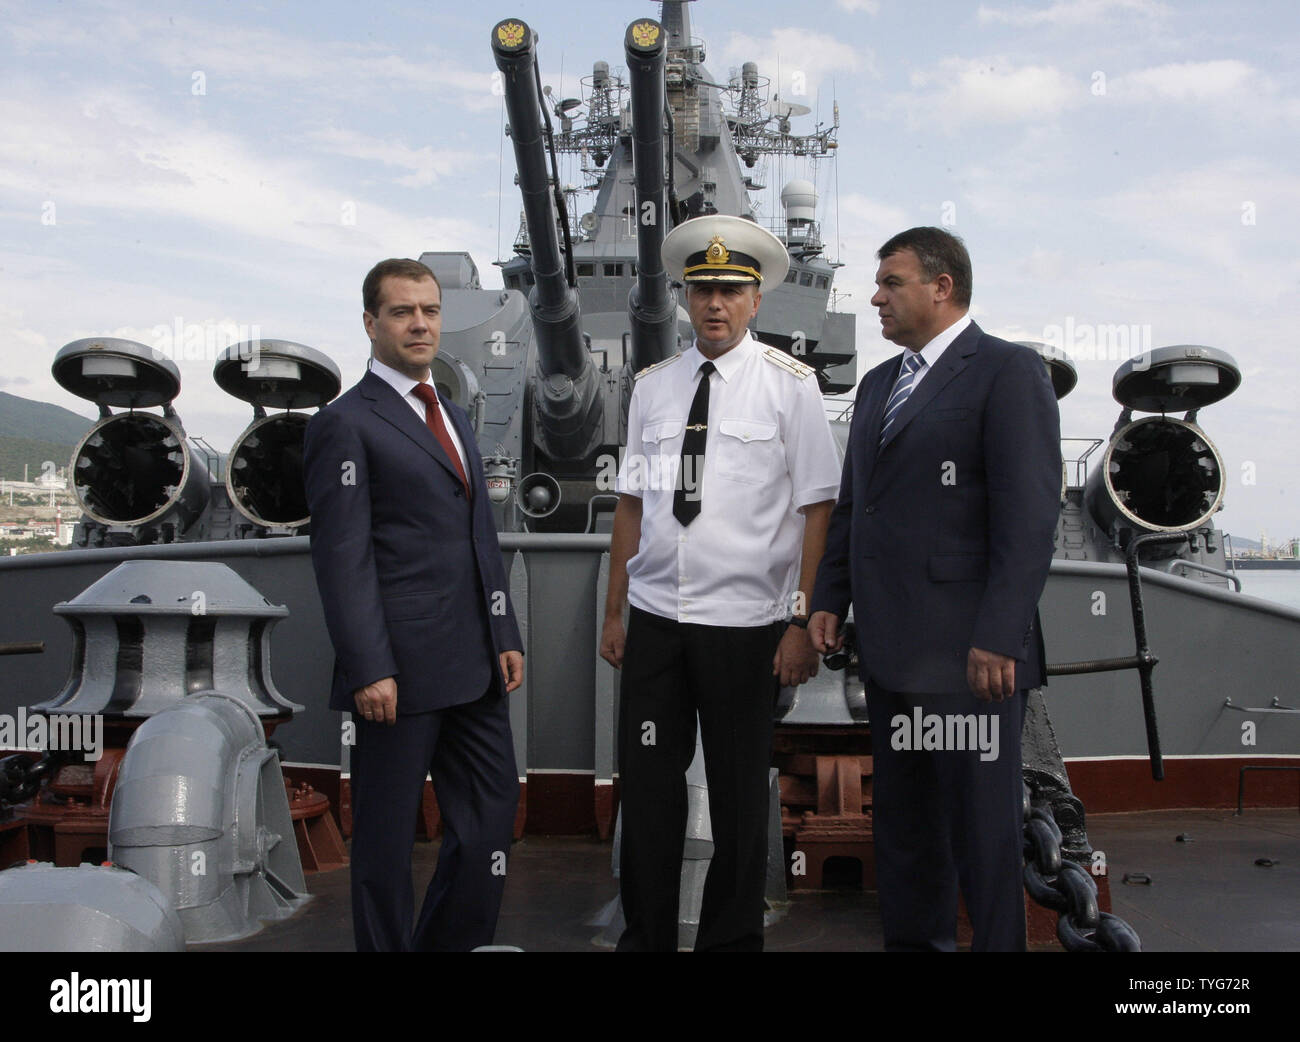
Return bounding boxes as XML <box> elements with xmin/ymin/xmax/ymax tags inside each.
<box><xmin>836</xmin><ymin>193</ymin><xmax>911</xmax><ymax>243</ymax></box>
<box><xmin>303</xmin><ymin>128</ymin><xmax>482</xmax><ymax>189</ymax></box>
<box><xmin>823</xmin><ymin>192</ymin><xmax>910</xmax><ymax>344</ymax></box>
<box><xmin>0</xmin><ymin>90</ymin><xmax>489</xmax><ymax>256</ymax></box>
<box><xmin>835</xmin><ymin>0</ymin><xmax>881</xmax><ymax>12</ymax></box>
<box><xmin>4</xmin><ymin>2</ymin><xmax>499</xmax><ymax>113</ymax></box>
<box><xmin>0</xmin><ymin>81</ymin><xmax>502</xmax><ymax>447</ymax></box>
<box><xmin>719</xmin><ymin>27</ymin><xmax>871</xmax><ymax>107</ymax></box>
<box><xmin>909</xmin><ymin>58</ymin><xmax>1081</xmax><ymax>127</ymax></box>
<box><xmin>1092</xmin><ymin>158</ymin><xmax>1299</xmax><ymax>272</ymax></box>
<box><xmin>1117</xmin><ymin>59</ymin><xmax>1258</xmax><ymax>102</ymax></box>
<box><xmin>977</xmin><ymin>0</ymin><xmax>1170</xmax><ymax>27</ymax></box>
<box><xmin>1016</xmin><ymin>247</ymin><xmax>1072</xmax><ymax>285</ymax></box>
<box><xmin>1105</xmin><ymin>60</ymin><xmax>1300</xmax><ymax>127</ymax></box>
<box><xmin>954</xmin><ymin>131</ymin><xmax>1083</xmax><ymax>226</ymax></box>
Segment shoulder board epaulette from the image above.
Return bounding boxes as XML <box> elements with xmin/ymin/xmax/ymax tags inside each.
<box><xmin>762</xmin><ymin>346</ymin><xmax>814</xmax><ymax>379</ymax></box>
<box><xmin>635</xmin><ymin>353</ymin><xmax>682</xmax><ymax>380</ymax></box>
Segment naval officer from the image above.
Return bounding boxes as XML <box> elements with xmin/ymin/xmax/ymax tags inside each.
<box><xmin>600</xmin><ymin>214</ymin><xmax>841</xmax><ymax>951</ymax></box>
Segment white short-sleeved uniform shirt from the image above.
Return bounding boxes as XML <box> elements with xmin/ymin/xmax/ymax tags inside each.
<box><xmin>616</xmin><ymin>331</ymin><xmax>842</xmax><ymax>627</ymax></box>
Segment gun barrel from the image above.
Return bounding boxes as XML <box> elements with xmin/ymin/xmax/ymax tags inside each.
<box><xmin>491</xmin><ymin>18</ymin><xmax>587</xmax><ymax>381</ymax></box>
<box><xmin>625</xmin><ymin>18</ymin><xmax>677</xmax><ymax>371</ymax></box>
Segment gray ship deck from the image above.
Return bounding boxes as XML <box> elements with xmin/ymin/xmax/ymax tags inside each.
<box><xmin>204</xmin><ymin>808</ymin><xmax>1300</xmax><ymax>952</ymax></box>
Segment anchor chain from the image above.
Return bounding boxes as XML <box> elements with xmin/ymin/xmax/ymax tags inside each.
<box><xmin>1022</xmin><ymin>785</ymin><xmax>1141</xmax><ymax>951</ymax></box>
<box><xmin>0</xmin><ymin>752</ymin><xmax>65</xmax><ymax>806</ymax></box>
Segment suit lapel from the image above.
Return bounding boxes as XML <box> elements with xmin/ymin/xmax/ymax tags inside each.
<box><xmin>360</xmin><ymin>370</ymin><xmax>465</xmax><ymax>487</ymax></box>
<box><xmin>876</xmin><ymin>322</ymin><xmax>980</xmax><ymax>452</ymax></box>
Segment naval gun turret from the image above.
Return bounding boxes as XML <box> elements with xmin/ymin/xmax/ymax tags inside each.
<box><xmin>492</xmin><ymin>19</ymin><xmax>605</xmax><ymax>464</ymax></box>
<box><xmin>481</xmin><ymin>14</ymin><xmax>690</xmax><ymax>531</ymax></box>
<box><xmin>468</xmin><ymin>4</ymin><xmax>856</xmax><ymax>533</ymax></box>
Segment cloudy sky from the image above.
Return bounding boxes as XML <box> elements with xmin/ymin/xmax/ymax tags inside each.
<box><xmin>2</xmin><ymin>0</ymin><xmax>1296</xmax><ymax>544</ymax></box>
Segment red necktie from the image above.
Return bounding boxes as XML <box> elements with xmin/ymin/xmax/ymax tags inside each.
<box><xmin>411</xmin><ymin>382</ymin><xmax>471</xmax><ymax>498</ymax></box>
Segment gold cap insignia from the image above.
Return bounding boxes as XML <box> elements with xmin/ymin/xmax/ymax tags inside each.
<box><xmin>631</xmin><ymin>21</ymin><xmax>660</xmax><ymax>47</ymax></box>
<box><xmin>705</xmin><ymin>236</ymin><xmax>730</xmax><ymax>266</ymax></box>
<box><xmin>496</xmin><ymin>21</ymin><xmax>526</xmax><ymax>48</ymax></box>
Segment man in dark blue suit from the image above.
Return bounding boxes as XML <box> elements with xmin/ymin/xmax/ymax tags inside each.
<box><xmin>304</xmin><ymin>258</ymin><xmax>524</xmax><ymax>952</ymax></box>
<box><xmin>809</xmin><ymin>228</ymin><xmax>1060</xmax><ymax>951</ymax></box>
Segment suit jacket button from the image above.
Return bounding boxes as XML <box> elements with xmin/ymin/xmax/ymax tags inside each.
<box><xmin>455</xmin><ymin>488</ymin><xmax>465</xmax><ymax>498</ymax></box>
<box><xmin>863</xmin><ymin>506</ymin><xmax>875</xmax><ymax>515</ymax></box>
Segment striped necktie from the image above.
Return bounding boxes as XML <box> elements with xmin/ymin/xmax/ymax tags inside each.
<box><xmin>878</xmin><ymin>352</ymin><xmax>924</xmax><ymax>446</ymax></box>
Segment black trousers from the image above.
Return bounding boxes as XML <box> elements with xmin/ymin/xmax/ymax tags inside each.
<box><xmin>349</xmin><ymin>688</ymin><xmax>518</xmax><ymax>952</ymax></box>
<box><xmin>616</xmin><ymin>606</ymin><xmax>785</xmax><ymax>952</ymax></box>
<box><xmin>867</xmin><ymin>683</ymin><xmax>1027</xmax><ymax>951</ymax></box>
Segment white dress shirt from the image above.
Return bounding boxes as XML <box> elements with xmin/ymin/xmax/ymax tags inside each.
<box><xmin>369</xmin><ymin>357</ymin><xmax>469</xmax><ymax>475</ymax></box>
<box><xmin>616</xmin><ymin>332</ymin><xmax>842</xmax><ymax>626</ymax></box>
<box><xmin>906</xmin><ymin>313</ymin><xmax>972</xmax><ymax>389</ymax></box>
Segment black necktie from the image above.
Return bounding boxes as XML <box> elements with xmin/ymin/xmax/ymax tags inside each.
<box><xmin>673</xmin><ymin>360</ymin><xmax>715</xmax><ymax>526</ymax></box>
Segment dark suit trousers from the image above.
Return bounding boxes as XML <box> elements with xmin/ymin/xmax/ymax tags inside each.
<box><xmin>867</xmin><ymin>684</ymin><xmax>1027</xmax><ymax>952</ymax></box>
<box><xmin>616</xmin><ymin>606</ymin><xmax>784</xmax><ymax>952</ymax></box>
<box><xmin>349</xmin><ymin>689</ymin><xmax>518</xmax><ymax>952</ymax></box>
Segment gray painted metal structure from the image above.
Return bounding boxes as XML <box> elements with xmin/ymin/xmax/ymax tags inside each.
<box><xmin>109</xmin><ymin>693</ymin><xmax>309</xmax><ymax>943</ymax></box>
<box><xmin>0</xmin><ymin>862</ymin><xmax>185</xmax><ymax>952</ymax></box>
<box><xmin>2</xmin><ymin>559</ymin><xmax>308</xmax><ymax>945</ymax></box>
<box><xmin>32</xmin><ymin>559</ymin><xmax>299</xmax><ymax>720</ymax></box>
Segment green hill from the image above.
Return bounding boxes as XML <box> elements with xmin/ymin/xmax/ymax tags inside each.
<box><xmin>0</xmin><ymin>436</ymin><xmax>81</xmax><ymax>481</ymax></box>
<box><xmin>0</xmin><ymin>391</ymin><xmax>92</xmax><ymax>442</ymax></box>
<box><xmin>0</xmin><ymin>392</ymin><xmax>93</xmax><ymax>481</ymax></box>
